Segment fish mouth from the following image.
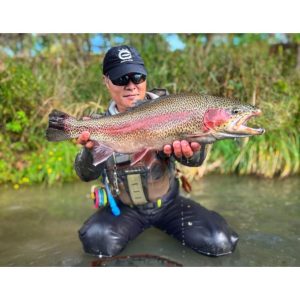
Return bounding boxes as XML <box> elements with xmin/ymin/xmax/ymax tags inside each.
<box><xmin>222</xmin><ymin>109</ymin><xmax>265</xmax><ymax>138</ymax></box>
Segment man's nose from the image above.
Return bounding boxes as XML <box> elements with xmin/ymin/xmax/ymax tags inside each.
<box><xmin>124</xmin><ymin>80</ymin><xmax>137</xmax><ymax>89</ymax></box>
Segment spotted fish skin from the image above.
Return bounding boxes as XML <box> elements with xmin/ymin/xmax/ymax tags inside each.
<box><xmin>46</xmin><ymin>93</ymin><xmax>264</xmax><ymax>165</ymax></box>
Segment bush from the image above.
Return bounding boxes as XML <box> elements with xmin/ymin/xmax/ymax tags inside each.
<box><xmin>0</xmin><ymin>34</ymin><xmax>299</xmax><ymax>186</ymax></box>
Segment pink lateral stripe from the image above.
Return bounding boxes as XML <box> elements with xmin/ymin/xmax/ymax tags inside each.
<box><xmin>98</xmin><ymin>111</ymin><xmax>193</xmax><ymax>135</ymax></box>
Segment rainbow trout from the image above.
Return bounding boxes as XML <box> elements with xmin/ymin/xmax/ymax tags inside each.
<box><xmin>46</xmin><ymin>94</ymin><xmax>265</xmax><ymax>165</ymax></box>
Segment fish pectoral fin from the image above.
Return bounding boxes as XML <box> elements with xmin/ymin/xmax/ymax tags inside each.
<box><xmin>91</xmin><ymin>142</ymin><xmax>114</xmax><ymax>166</ymax></box>
<box><xmin>131</xmin><ymin>148</ymin><xmax>152</xmax><ymax>166</ymax></box>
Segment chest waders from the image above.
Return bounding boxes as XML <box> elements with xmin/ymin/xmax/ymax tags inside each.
<box><xmin>91</xmin><ymin>151</ymin><xmax>169</xmax><ymax>215</ymax></box>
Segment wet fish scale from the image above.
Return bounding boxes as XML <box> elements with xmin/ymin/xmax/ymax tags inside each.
<box><xmin>66</xmin><ymin>94</ymin><xmax>235</xmax><ymax>145</ymax></box>
<box><xmin>46</xmin><ymin>93</ymin><xmax>264</xmax><ymax>165</ymax></box>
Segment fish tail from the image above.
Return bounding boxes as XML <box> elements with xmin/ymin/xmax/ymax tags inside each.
<box><xmin>46</xmin><ymin>110</ymin><xmax>74</xmax><ymax>141</ymax></box>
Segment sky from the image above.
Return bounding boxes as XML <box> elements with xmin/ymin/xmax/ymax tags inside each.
<box><xmin>1</xmin><ymin>33</ymin><xmax>292</xmax><ymax>58</ymax></box>
<box><xmin>89</xmin><ymin>33</ymin><xmax>289</xmax><ymax>54</ymax></box>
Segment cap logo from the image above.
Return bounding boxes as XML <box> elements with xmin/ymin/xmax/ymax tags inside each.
<box><xmin>118</xmin><ymin>48</ymin><xmax>133</xmax><ymax>62</ymax></box>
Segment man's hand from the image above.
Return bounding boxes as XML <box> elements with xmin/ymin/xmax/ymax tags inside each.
<box><xmin>163</xmin><ymin>140</ymin><xmax>201</xmax><ymax>159</ymax></box>
<box><xmin>76</xmin><ymin>116</ymin><xmax>94</xmax><ymax>149</ymax></box>
<box><xmin>77</xmin><ymin>131</ymin><xmax>94</xmax><ymax>149</ymax></box>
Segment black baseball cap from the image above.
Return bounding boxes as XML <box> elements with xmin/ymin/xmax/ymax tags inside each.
<box><xmin>102</xmin><ymin>45</ymin><xmax>147</xmax><ymax>80</ymax></box>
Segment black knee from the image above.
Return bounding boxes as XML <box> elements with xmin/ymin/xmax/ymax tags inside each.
<box><xmin>182</xmin><ymin>207</ymin><xmax>240</xmax><ymax>257</ymax></box>
<box><xmin>202</xmin><ymin>230</ymin><xmax>239</xmax><ymax>256</ymax></box>
<box><xmin>188</xmin><ymin>227</ymin><xmax>239</xmax><ymax>257</ymax></box>
<box><xmin>78</xmin><ymin>222</ymin><xmax>125</xmax><ymax>257</ymax></box>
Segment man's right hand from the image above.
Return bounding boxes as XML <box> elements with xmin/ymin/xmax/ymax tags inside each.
<box><xmin>77</xmin><ymin>131</ymin><xmax>94</xmax><ymax>149</ymax></box>
<box><xmin>76</xmin><ymin>116</ymin><xmax>94</xmax><ymax>149</ymax></box>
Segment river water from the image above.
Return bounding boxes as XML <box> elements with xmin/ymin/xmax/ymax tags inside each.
<box><xmin>0</xmin><ymin>175</ymin><xmax>299</xmax><ymax>267</ymax></box>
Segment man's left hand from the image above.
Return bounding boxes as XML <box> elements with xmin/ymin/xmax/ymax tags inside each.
<box><xmin>163</xmin><ymin>140</ymin><xmax>201</xmax><ymax>159</ymax></box>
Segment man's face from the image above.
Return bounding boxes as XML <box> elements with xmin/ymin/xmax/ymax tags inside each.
<box><xmin>104</xmin><ymin>74</ymin><xmax>147</xmax><ymax>113</ymax></box>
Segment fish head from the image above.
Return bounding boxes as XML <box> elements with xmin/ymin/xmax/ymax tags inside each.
<box><xmin>203</xmin><ymin>103</ymin><xmax>265</xmax><ymax>139</ymax></box>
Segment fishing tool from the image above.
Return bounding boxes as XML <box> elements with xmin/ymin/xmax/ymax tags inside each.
<box><xmin>176</xmin><ymin>168</ymin><xmax>192</xmax><ymax>193</ymax></box>
<box><xmin>91</xmin><ymin>254</ymin><xmax>183</xmax><ymax>267</ymax></box>
<box><xmin>90</xmin><ymin>179</ymin><xmax>120</xmax><ymax>216</ymax></box>
<box><xmin>105</xmin><ymin>176</ymin><xmax>121</xmax><ymax>216</ymax></box>
<box><xmin>90</xmin><ymin>184</ymin><xmax>108</xmax><ymax>208</ymax></box>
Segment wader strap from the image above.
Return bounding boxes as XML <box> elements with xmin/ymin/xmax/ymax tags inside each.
<box><xmin>127</xmin><ymin>174</ymin><xmax>148</xmax><ymax>205</ymax></box>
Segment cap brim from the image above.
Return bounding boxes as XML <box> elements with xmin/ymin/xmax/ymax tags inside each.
<box><xmin>107</xmin><ymin>63</ymin><xmax>147</xmax><ymax>80</ymax></box>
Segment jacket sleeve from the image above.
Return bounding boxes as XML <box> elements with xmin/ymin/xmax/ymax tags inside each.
<box><xmin>74</xmin><ymin>147</ymin><xmax>105</xmax><ymax>182</ymax></box>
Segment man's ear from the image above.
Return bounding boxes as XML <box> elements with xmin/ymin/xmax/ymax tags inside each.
<box><xmin>103</xmin><ymin>75</ymin><xmax>109</xmax><ymax>88</ymax></box>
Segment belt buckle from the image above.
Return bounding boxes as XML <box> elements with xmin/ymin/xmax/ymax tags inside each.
<box><xmin>140</xmin><ymin>198</ymin><xmax>162</xmax><ymax>210</ymax></box>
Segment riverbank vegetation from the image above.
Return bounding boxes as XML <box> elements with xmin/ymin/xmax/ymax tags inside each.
<box><xmin>0</xmin><ymin>33</ymin><xmax>299</xmax><ymax>186</ymax></box>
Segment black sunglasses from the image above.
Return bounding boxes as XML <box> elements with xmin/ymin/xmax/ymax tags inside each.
<box><xmin>109</xmin><ymin>73</ymin><xmax>147</xmax><ymax>86</ymax></box>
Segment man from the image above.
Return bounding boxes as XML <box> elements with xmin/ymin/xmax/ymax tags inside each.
<box><xmin>75</xmin><ymin>45</ymin><xmax>238</xmax><ymax>257</ymax></box>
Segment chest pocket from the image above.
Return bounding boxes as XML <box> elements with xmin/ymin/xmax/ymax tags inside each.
<box><xmin>123</xmin><ymin>167</ymin><xmax>149</xmax><ymax>205</ymax></box>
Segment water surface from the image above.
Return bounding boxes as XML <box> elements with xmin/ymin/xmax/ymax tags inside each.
<box><xmin>0</xmin><ymin>175</ymin><xmax>299</xmax><ymax>266</ymax></box>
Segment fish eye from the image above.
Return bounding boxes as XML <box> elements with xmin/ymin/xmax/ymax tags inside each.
<box><xmin>232</xmin><ymin>108</ymin><xmax>240</xmax><ymax>114</ymax></box>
